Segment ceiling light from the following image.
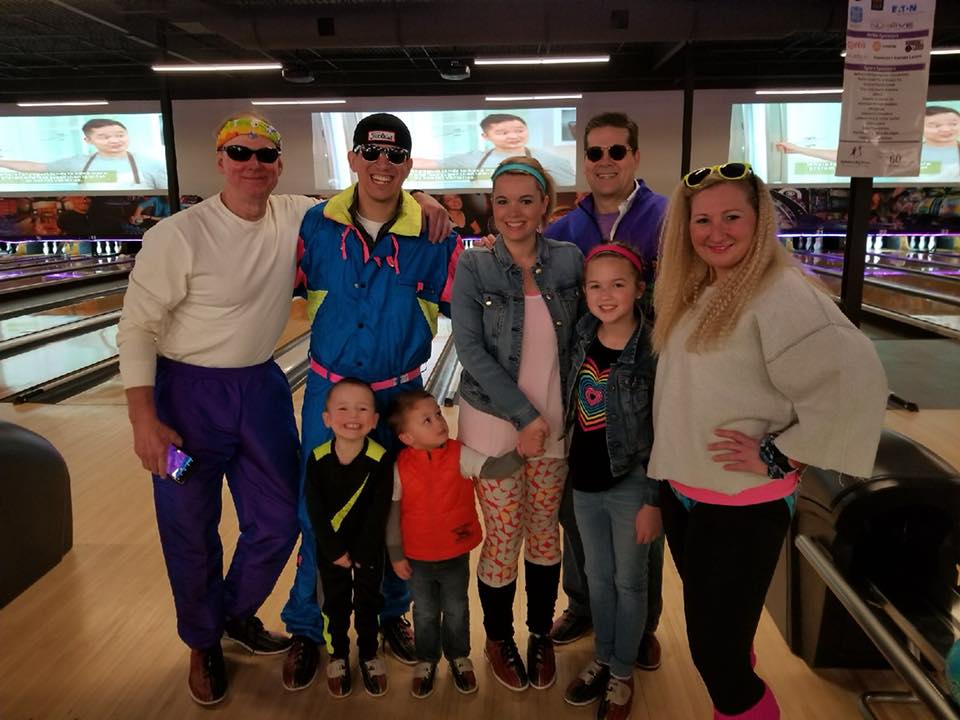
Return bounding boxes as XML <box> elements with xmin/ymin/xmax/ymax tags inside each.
<box><xmin>17</xmin><ymin>100</ymin><xmax>109</xmax><ymax>107</ymax></box>
<box><xmin>251</xmin><ymin>99</ymin><xmax>346</xmax><ymax>106</ymax></box>
<box><xmin>475</xmin><ymin>55</ymin><xmax>609</xmax><ymax>66</ymax></box>
<box><xmin>486</xmin><ymin>94</ymin><xmax>583</xmax><ymax>101</ymax></box>
<box><xmin>152</xmin><ymin>62</ymin><xmax>282</xmax><ymax>73</ymax></box>
<box><xmin>755</xmin><ymin>88</ymin><xmax>843</xmax><ymax>95</ymax></box>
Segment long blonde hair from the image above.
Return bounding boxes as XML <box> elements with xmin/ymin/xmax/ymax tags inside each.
<box><xmin>652</xmin><ymin>172</ymin><xmax>796</xmax><ymax>353</ymax></box>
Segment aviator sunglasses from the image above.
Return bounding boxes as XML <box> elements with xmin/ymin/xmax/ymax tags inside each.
<box><xmin>683</xmin><ymin>162</ymin><xmax>752</xmax><ymax>188</ymax></box>
<box><xmin>585</xmin><ymin>144</ymin><xmax>632</xmax><ymax>162</ymax></box>
<box><xmin>354</xmin><ymin>144</ymin><xmax>410</xmax><ymax>165</ymax></box>
<box><xmin>221</xmin><ymin>144</ymin><xmax>281</xmax><ymax>164</ymax></box>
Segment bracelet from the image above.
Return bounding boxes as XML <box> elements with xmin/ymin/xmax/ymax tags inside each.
<box><xmin>758</xmin><ymin>433</ymin><xmax>793</xmax><ymax>479</ymax></box>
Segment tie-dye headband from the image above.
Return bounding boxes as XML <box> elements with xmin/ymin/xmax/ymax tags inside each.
<box><xmin>215</xmin><ymin>117</ymin><xmax>282</xmax><ymax>150</ymax></box>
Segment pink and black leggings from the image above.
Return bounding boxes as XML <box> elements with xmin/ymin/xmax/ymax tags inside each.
<box><xmin>659</xmin><ymin>483</ymin><xmax>791</xmax><ymax>717</ymax></box>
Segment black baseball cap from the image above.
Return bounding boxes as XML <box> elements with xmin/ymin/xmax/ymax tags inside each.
<box><xmin>352</xmin><ymin>113</ymin><xmax>412</xmax><ymax>153</ymax></box>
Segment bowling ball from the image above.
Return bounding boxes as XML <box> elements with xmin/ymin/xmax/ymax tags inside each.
<box><xmin>947</xmin><ymin>638</ymin><xmax>960</xmax><ymax>704</ymax></box>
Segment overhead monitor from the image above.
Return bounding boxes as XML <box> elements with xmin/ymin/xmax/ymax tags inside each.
<box><xmin>311</xmin><ymin>108</ymin><xmax>578</xmax><ymax>191</ymax></box>
<box><xmin>730</xmin><ymin>100</ymin><xmax>960</xmax><ymax>185</ymax></box>
<box><xmin>0</xmin><ymin>113</ymin><xmax>167</xmax><ymax>194</ymax></box>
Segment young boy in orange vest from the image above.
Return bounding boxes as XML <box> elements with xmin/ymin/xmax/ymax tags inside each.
<box><xmin>386</xmin><ymin>389</ymin><xmax>523</xmax><ymax>699</ymax></box>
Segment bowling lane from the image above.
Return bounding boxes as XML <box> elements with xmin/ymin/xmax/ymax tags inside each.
<box><xmin>0</xmin><ymin>256</ymin><xmax>128</xmax><ymax>285</ymax></box>
<box><xmin>0</xmin><ymin>324</ymin><xmax>119</xmax><ymax>401</ymax></box>
<box><xmin>59</xmin><ymin>305</ymin><xmax>454</xmax><ymax>407</ymax></box>
<box><xmin>0</xmin><ymin>258</ymin><xmax>133</xmax><ymax>296</ymax></box>
<box><xmin>803</xmin><ymin>262</ymin><xmax>960</xmax><ymax>335</ymax></box>
<box><xmin>877</xmin><ymin>250</ymin><xmax>960</xmax><ymax>268</ymax></box>
<box><xmin>54</xmin><ymin>299</ymin><xmax>312</xmax><ymax>406</ymax></box>
<box><xmin>798</xmin><ymin>254</ymin><xmax>960</xmax><ymax>300</ymax></box>
<box><xmin>0</xmin><ymin>293</ymin><xmax>123</xmax><ymax>343</ymax></box>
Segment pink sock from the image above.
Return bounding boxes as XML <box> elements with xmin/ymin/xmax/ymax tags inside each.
<box><xmin>713</xmin><ymin>684</ymin><xmax>779</xmax><ymax>720</ymax></box>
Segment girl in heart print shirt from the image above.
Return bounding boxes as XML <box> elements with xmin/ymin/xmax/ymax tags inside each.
<box><xmin>562</xmin><ymin>242</ymin><xmax>659</xmax><ymax>719</ymax></box>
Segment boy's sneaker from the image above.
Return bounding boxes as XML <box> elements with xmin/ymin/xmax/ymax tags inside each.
<box><xmin>326</xmin><ymin>657</ymin><xmax>351</xmax><ymax>698</ymax></box>
<box><xmin>382</xmin><ymin>615</ymin><xmax>417</xmax><ymax>665</ymax></box>
<box><xmin>484</xmin><ymin>638</ymin><xmax>528</xmax><ymax>691</ymax></box>
<box><xmin>282</xmin><ymin>635</ymin><xmax>320</xmax><ymax>691</ymax></box>
<box><xmin>360</xmin><ymin>655</ymin><xmax>388</xmax><ymax>696</ymax></box>
<box><xmin>411</xmin><ymin>662</ymin><xmax>437</xmax><ymax>699</ymax></box>
<box><xmin>564</xmin><ymin>659</ymin><xmax>610</xmax><ymax>706</ymax></box>
<box><xmin>188</xmin><ymin>644</ymin><xmax>228</xmax><ymax>706</ymax></box>
<box><xmin>598</xmin><ymin>675</ymin><xmax>634</xmax><ymax>720</ymax></box>
<box><xmin>550</xmin><ymin>609</ymin><xmax>593</xmax><ymax>645</ymax></box>
<box><xmin>223</xmin><ymin>615</ymin><xmax>292</xmax><ymax>655</ymax></box>
<box><xmin>449</xmin><ymin>656</ymin><xmax>478</xmax><ymax>694</ymax></box>
<box><xmin>527</xmin><ymin>633</ymin><xmax>556</xmax><ymax>690</ymax></box>
<box><xmin>635</xmin><ymin>632</ymin><xmax>662</xmax><ymax>671</ymax></box>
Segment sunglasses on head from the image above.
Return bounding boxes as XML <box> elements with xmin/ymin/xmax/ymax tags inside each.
<box><xmin>221</xmin><ymin>144</ymin><xmax>281</xmax><ymax>164</ymax></box>
<box><xmin>354</xmin><ymin>144</ymin><xmax>410</xmax><ymax>165</ymax></box>
<box><xmin>682</xmin><ymin>162</ymin><xmax>752</xmax><ymax>188</ymax></box>
<box><xmin>585</xmin><ymin>144</ymin><xmax>632</xmax><ymax>162</ymax></box>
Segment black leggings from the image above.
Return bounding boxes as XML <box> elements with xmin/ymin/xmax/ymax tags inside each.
<box><xmin>660</xmin><ymin>484</ymin><xmax>790</xmax><ymax>715</ymax></box>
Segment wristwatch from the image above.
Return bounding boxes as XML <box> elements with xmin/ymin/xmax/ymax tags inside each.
<box><xmin>759</xmin><ymin>433</ymin><xmax>793</xmax><ymax>479</ymax></box>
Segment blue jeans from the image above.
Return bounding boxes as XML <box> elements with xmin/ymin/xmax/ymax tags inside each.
<box><xmin>560</xmin><ymin>474</ymin><xmax>664</xmax><ymax>631</ymax></box>
<box><xmin>574</xmin><ymin>475</ymin><xmax>652</xmax><ymax>678</ymax></box>
<box><xmin>408</xmin><ymin>554</ymin><xmax>471</xmax><ymax>663</ymax></box>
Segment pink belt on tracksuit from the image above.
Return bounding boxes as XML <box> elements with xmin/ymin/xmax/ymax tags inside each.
<box><xmin>309</xmin><ymin>356</ymin><xmax>421</xmax><ymax>391</ymax></box>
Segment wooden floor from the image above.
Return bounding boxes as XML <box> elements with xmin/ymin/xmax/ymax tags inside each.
<box><xmin>0</xmin><ymin>396</ymin><xmax>953</xmax><ymax>718</ymax></box>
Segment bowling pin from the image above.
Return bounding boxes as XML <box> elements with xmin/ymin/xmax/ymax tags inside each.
<box><xmin>113</xmin><ymin>241</ymin><xmax>121</xmax><ymax>254</ymax></box>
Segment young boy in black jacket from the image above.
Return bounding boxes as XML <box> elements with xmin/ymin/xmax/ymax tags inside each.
<box><xmin>305</xmin><ymin>378</ymin><xmax>393</xmax><ymax>698</ymax></box>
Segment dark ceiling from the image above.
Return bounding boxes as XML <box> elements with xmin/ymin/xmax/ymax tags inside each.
<box><xmin>2</xmin><ymin>0</ymin><xmax>960</xmax><ymax>103</ymax></box>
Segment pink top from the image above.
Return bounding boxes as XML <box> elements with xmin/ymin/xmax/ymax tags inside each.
<box><xmin>458</xmin><ymin>294</ymin><xmax>565</xmax><ymax>459</ymax></box>
<box><xmin>667</xmin><ymin>471</ymin><xmax>799</xmax><ymax>507</ymax></box>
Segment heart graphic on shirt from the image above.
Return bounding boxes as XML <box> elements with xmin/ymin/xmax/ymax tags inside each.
<box><xmin>584</xmin><ymin>386</ymin><xmax>603</xmax><ymax>407</ymax></box>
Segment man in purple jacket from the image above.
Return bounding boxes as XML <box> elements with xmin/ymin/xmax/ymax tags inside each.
<box><xmin>546</xmin><ymin>111</ymin><xmax>667</xmax><ymax>672</ymax></box>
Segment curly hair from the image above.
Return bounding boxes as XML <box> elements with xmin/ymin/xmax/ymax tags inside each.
<box><xmin>652</xmin><ymin>172</ymin><xmax>800</xmax><ymax>353</ymax></box>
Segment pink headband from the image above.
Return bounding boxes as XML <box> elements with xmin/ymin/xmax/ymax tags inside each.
<box><xmin>584</xmin><ymin>243</ymin><xmax>644</xmax><ymax>275</ymax></box>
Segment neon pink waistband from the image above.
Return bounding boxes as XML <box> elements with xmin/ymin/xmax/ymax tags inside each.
<box><xmin>668</xmin><ymin>472</ymin><xmax>799</xmax><ymax>507</ymax></box>
<box><xmin>309</xmin><ymin>357</ymin><xmax>421</xmax><ymax>392</ymax></box>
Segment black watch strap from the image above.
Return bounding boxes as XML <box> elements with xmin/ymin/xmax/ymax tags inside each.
<box><xmin>759</xmin><ymin>433</ymin><xmax>792</xmax><ymax>479</ymax></box>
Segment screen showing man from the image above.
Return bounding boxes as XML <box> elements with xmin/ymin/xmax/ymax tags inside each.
<box><xmin>0</xmin><ymin>113</ymin><xmax>167</xmax><ymax>192</ymax></box>
<box><xmin>312</xmin><ymin>107</ymin><xmax>577</xmax><ymax>191</ymax></box>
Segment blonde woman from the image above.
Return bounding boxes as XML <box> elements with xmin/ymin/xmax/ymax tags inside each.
<box><xmin>648</xmin><ymin>163</ymin><xmax>887</xmax><ymax>719</ymax></box>
<box><xmin>451</xmin><ymin>156</ymin><xmax>583</xmax><ymax>692</ymax></box>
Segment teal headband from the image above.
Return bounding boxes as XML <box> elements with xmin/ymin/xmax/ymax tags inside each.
<box><xmin>491</xmin><ymin>162</ymin><xmax>547</xmax><ymax>192</ymax></box>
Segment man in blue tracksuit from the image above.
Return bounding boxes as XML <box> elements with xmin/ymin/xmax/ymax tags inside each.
<box><xmin>281</xmin><ymin>113</ymin><xmax>462</xmax><ymax>691</ymax></box>
<box><xmin>545</xmin><ymin>112</ymin><xmax>668</xmax><ymax>671</ymax></box>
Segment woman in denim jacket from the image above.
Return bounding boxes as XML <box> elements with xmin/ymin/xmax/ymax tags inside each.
<box><xmin>561</xmin><ymin>242</ymin><xmax>660</xmax><ymax>720</ymax></box>
<box><xmin>451</xmin><ymin>156</ymin><xmax>583</xmax><ymax>693</ymax></box>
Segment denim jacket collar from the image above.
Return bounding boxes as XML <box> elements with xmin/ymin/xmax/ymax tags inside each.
<box><xmin>492</xmin><ymin>233</ymin><xmax>552</xmax><ymax>270</ymax></box>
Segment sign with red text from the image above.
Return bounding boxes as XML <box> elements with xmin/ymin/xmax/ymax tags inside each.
<box><xmin>837</xmin><ymin>0</ymin><xmax>936</xmax><ymax>177</ymax></box>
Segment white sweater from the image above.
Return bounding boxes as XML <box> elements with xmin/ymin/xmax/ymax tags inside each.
<box><xmin>118</xmin><ymin>193</ymin><xmax>316</xmax><ymax>388</ymax></box>
<box><xmin>648</xmin><ymin>267</ymin><xmax>888</xmax><ymax>494</ymax></box>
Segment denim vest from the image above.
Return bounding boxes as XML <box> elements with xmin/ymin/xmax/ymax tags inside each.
<box><xmin>451</xmin><ymin>235</ymin><xmax>584</xmax><ymax>430</ymax></box>
<box><xmin>566</xmin><ymin>308</ymin><xmax>657</xmax><ymax>478</ymax></box>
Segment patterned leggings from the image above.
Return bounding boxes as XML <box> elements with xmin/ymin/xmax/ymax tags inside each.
<box><xmin>475</xmin><ymin>457</ymin><xmax>567</xmax><ymax>588</ymax></box>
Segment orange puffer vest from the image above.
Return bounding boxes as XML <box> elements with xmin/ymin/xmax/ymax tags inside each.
<box><xmin>396</xmin><ymin>439</ymin><xmax>482</xmax><ymax>561</ymax></box>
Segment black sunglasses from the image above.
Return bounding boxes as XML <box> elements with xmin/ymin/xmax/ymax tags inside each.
<box><xmin>585</xmin><ymin>144</ymin><xmax>631</xmax><ymax>162</ymax></box>
<box><xmin>354</xmin><ymin>144</ymin><xmax>410</xmax><ymax>165</ymax></box>
<box><xmin>221</xmin><ymin>144</ymin><xmax>281</xmax><ymax>164</ymax></box>
<box><xmin>683</xmin><ymin>162</ymin><xmax>753</xmax><ymax>188</ymax></box>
